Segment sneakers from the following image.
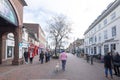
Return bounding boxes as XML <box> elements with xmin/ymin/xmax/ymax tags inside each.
<box><xmin>105</xmin><ymin>75</ymin><xmax>113</xmax><ymax>79</ymax></box>
<box><xmin>117</xmin><ymin>74</ymin><xmax>120</xmax><ymax>77</ymax></box>
<box><xmin>113</xmin><ymin>73</ymin><xmax>117</xmax><ymax>75</ymax></box>
<box><xmin>105</xmin><ymin>75</ymin><xmax>108</xmax><ymax>78</ymax></box>
<box><xmin>111</xmin><ymin>76</ymin><xmax>113</xmax><ymax>79</ymax></box>
<box><xmin>25</xmin><ymin>62</ymin><xmax>28</xmax><ymax>64</ymax></box>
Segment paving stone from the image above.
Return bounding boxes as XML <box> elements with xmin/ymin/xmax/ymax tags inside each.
<box><xmin>0</xmin><ymin>53</ymin><xmax>119</xmax><ymax>80</ymax></box>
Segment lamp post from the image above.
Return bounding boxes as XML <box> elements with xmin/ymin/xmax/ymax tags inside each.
<box><xmin>74</xmin><ymin>41</ymin><xmax>76</xmax><ymax>55</ymax></box>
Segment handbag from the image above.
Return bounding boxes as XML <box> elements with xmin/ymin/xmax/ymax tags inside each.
<box><xmin>113</xmin><ymin>62</ymin><xmax>120</xmax><ymax>67</ymax></box>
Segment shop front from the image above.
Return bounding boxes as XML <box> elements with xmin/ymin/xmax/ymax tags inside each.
<box><xmin>28</xmin><ymin>43</ymin><xmax>38</xmax><ymax>57</ymax></box>
<box><xmin>22</xmin><ymin>42</ymin><xmax>29</xmax><ymax>55</ymax></box>
<box><xmin>6</xmin><ymin>38</ymin><xmax>14</xmax><ymax>60</ymax></box>
<box><xmin>38</xmin><ymin>44</ymin><xmax>45</xmax><ymax>53</ymax></box>
<box><xmin>0</xmin><ymin>0</ymin><xmax>27</xmax><ymax>65</ymax></box>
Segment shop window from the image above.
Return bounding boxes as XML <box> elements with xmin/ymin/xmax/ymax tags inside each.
<box><xmin>104</xmin><ymin>45</ymin><xmax>109</xmax><ymax>54</ymax></box>
<box><xmin>111</xmin><ymin>44</ymin><xmax>116</xmax><ymax>52</ymax></box>
<box><xmin>91</xmin><ymin>48</ymin><xmax>93</xmax><ymax>54</ymax></box>
<box><xmin>104</xmin><ymin>30</ymin><xmax>108</xmax><ymax>39</ymax></box>
<box><xmin>7</xmin><ymin>46</ymin><xmax>13</xmax><ymax>58</ymax></box>
<box><xmin>94</xmin><ymin>47</ymin><xmax>96</xmax><ymax>54</ymax></box>
<box><xmin>98</xmin><ymin>46</ymin><xmax>101</xmax><ymax>54</ymax></box>
<box><xmin>112</xmin><ymin>26</ymin><xmax>116</xmax><ymax>37</ymax></box>
<box><xmin>94</xmin><ymin>36</ymin><xmax>97</xmax><ymax>43</ymax></box>
<box><xmin>98</xmin><ymin>33</ymin><xmax>101</xmax><ymax>42</ymax></box>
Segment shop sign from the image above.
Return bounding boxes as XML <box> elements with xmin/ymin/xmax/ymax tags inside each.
<box><xmin>19</xmin><ymin>42</ymin><xmax>23</xmax><ymax>47</ymax></box>
<box><xmin>22</xmin><ymin>43</ymin><xmax>28</xmax><ymax>47</ymax></box>
<box><xmin>39</xmin><ymin>44</ymin><xmax>45</xmax><ymax>49</ymax></box>
<box><xmin>0</xmin><ymin>0</ymin><xmax>17</xmax><ymax>25</ymax></box>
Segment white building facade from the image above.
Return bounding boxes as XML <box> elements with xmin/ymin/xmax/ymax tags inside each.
<box><xmin>84</xmin><ymin>0</ymin><xmax>120</xmax><ymax>55</ymax></box>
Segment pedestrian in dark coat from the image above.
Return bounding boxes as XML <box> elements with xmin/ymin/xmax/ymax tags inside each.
<box><xmin>40</xmin><ymin>51</ymin><xmax>44</xmax><ymax>64</ymax></box>
<box><xmin>45</xmin><ymin>51</ymin><xmax>48</xmax><ymax>63</ymax></box>
<box><xmin>47</xmin><ymin>51</ymin><xmax>51</xmax><ymax>61</ymax></box>
<box><xmin>104</xmin><ymin>52</ymin><xmax>113</xmax><ymax>78</ymax></box>
<box><xmin>113</xmin><ymin>52</ymin><xmax>120</xmax><ymax>76</ymax></box>
<box><xmin>86</xmin><ymin>54</ymin><xmax>89</xmax><ymax>63</ymax></box>
<box><xmin>24</xmin><ymin>49</ymin><xmax>28</xmax><ymax>64</ymax></box>
<box><xmin>90</xmin><ymin>55</ymin><xmax>94</xmax><ymax>65</ymax></box>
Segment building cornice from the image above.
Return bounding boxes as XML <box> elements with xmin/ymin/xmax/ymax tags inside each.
<box><xmin>84</xmin><ymin>0</ymin><xmax>120</xmax><ymax>35</ymax></box>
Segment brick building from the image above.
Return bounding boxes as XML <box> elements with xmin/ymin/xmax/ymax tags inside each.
<box><xmin>23</xmin><ymin>23</ymin><xmax>46</xmax><ymax>51</ymax></box>
<box><xmin>0</xmin><ymin>0</ymin><xmax>27</xmax><ymax>65</ymax></box>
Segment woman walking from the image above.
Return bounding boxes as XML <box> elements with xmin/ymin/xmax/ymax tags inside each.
<box><xmin>29</xmin><ymin>49</ymin><xmax>34</xmax><ymax>64</ymax></box>
<box><xmin>59</xmin><ymin>50</ymin><xmax>67</xmax><ymax>71</ymax></box>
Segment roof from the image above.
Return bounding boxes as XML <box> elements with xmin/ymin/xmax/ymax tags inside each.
<box><xmin>84</xmin><ymin>0</ymin><xmax>120</xmax><ymax>35</ymax></box>
<box><xmin>23</xmin><ymin>23</ymin><xmax>45</xmax><ymax>36</ymax></box>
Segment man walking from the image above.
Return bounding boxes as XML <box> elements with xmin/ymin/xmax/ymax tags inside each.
<box><xmin>86</xmin><ymin>54</ymin><xmax>89</xmax><ymax>63</ymax></box>
<box><xmin>40</xmin><ymin>51</ymin><xmax>44</xmax><ymax>64</ymax></box>
<box><xmin>24</xmin><ymin>49</ymin><xmax>28</xmax><ymax>64</ymax></box>
<box><xmin>90</xmin><ymin>55</ymin><xmax>94</xmax><ymax>65</ymax></box>
<box><xmin>104</xmin><ymin>52</ymin><xmax>113</xmax><ymax>79</ymax></box>
<box><xmin>113</xmin><ymin>52</ymin><xmax>120</xmax><ymax>76</ymax></box>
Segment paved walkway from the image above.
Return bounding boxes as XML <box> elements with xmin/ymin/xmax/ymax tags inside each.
<box><xmin>0</xmin><ymin>53</ymin><xmax>120</xmax><ymax>80</ymax></box>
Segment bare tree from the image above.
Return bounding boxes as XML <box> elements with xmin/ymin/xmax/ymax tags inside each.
<box><xmin>46</xmin><ymin>14</ymin><xmax>72</xmax><ymax>57</ymax></box>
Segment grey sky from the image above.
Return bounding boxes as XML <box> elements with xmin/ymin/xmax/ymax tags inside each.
<box><xmin>23</xmin><ymin>0</ymin><xmax>115</xmax><ymax>42</ymax></box>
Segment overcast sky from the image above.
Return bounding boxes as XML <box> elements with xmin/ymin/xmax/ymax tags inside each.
<box><xmin>23</xmin><ymin>0</ymin><xmax>115</xmax><ymax>42</ymax></box>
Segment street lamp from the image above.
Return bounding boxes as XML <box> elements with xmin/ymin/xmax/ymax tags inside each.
<box><xmin>73</xmin><ymin>37</ymin><xmax>76</xmax><ymax>55</ymax></box>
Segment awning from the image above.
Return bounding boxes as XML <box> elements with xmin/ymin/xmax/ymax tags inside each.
<box><xmin>39</xmin><ymin>44</ymin><xmax>45</xmax><ymax>49</ymax></box>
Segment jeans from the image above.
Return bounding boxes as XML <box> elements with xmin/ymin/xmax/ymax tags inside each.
<box><xmin>30</xmin><ymin>58</ymin><xmax>33</xmax><ymax>64</ymax></box>
<box><xmin>25</xmin><ymin>57</ymin><xmax>28</xmax><ymax>63</ymax></box>
<box><xmin>114</xmin><ymin>65</ymin><xmax>120</xmax><ymax>75</ymax></box>
<box><xmin>61</xmin><ymin>60</ymin><xmax>66</xmax><ymax>71</ymax></box>
<box><xmin>40</xmin><ymin>58</ymin><xmax>44</xmax><ymax>64</ymax></box>
<box><xmin>105</xmin><ymin>67</ymin><xmax>112</xmax><ymax>77</ymax></box>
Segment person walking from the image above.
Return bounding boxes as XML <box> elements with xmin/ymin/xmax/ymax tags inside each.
<box><xmin>90</xmin><ymin>55</ymin><xmax>94</xmax><ymax>65</ymax></box>
<box><xmin>47</xmin><ymin>51</ymin><xmax>51</xmax><ymax>61</ymax></box>
<box><xmin>59</xmin><ymin>50</ymin><xmax>67</xmax><ymax>71</ymax></box>
<box><xmin>24</xmin><ymin>49</ymin><xmax>28</xmax><ymax>64</ymax></box>
<box><xmin>104</xmin><ymin>52</ymin><xmax>113</xmax><ymax>79</ymax></box>
<box><xmin>45</xmin><ymin>51</ymin><xmax>49</xmax><ymax>63</ymax></box>
<box><xmin>29</xmin><ymin>49</ymin><xmax>34</xmax><ymax>64</ymax></box>
<box><xmin>113</xmin><ymin>52</ymin><xmax>120</xmax><ymax>76</ymax></box>
<box><xmin>40</xmin><ymin>51</ymin><xmax>44</xmax><ymax>64</ymax></box>
<box><xmin>86</xmin><ymin>54</ymin><xmax>89</xmax><ymax>63</ymax></box>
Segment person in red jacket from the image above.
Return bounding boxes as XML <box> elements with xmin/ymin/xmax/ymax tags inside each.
<box><xmin>29</xmin><ymin>48</ymin><xmax>34</xmax><ymax>64</ymax></box>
